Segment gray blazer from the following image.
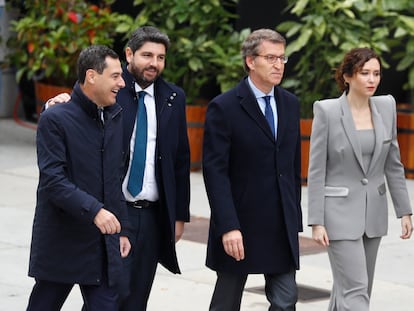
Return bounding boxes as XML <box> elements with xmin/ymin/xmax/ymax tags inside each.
<box><xmin>307</xmin><ymin>93</ymin><xmax>412</xmax><ymax>240</ymax></box>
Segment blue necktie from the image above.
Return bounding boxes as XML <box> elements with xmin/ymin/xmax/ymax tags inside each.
<box><xmin>127</xmin><ymin>91</ymin><xmax>147</xmax><ymax>196</ymax></box>
<box><xmin>263</xmin><ymin>96</ymin><xmax>276</xmax><ymax>137</ymax></box>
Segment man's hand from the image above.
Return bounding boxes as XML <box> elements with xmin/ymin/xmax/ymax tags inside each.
<box><xmin>46</xmin><ymin>93</ymin><xmax>71</xmax><ymax>108</ymax></box>
<box><xmin>93</xmin><ymin>208</ymin><xmax>121</xmax><ymax>234</ymax></box>
<box><xmin>120</xmin><ymin>236</ymin><xmax>131</xmax><ymax>258</ymax></box>
<box><xmin>175</xmin><ymin>221</ymin><xmax>185</xmax><ymax>242</ymax></box>
<box><xmin>222</xmin><ymin>229</ymin><xmax>245</xmax><ymax>261</ymax></box>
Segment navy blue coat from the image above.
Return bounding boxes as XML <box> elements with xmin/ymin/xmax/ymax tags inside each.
<box><xmin>117</xmin><ymin>67</ymin><xmax>190</xmax><ymax>273</ymax></box>
<box><xmin>203</xmin><ymin>78</ymin><xmax>303</xmax><ymax>274</ymax></box>
<box><xmin>29</xmin><ymin>83</ymin><xmax>128</xmax><ymax>287</ymax></box>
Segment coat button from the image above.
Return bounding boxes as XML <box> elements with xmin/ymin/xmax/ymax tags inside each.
<box><xmin>361</xmin><ymin>178</ymin><xmax>368</xmax><ymax>185</ymax></box>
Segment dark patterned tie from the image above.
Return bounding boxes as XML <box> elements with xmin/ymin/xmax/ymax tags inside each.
<box><xmin>263</xmin><ymin>95</ymin><xmax>275</xmax><ymax>137</ymax></box>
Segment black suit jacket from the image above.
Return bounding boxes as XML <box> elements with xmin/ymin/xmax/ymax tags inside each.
<box><xmin>118</xmin><ymin>67</ymin><xmax>190</xmax><ymax>273</ymax></box>
<box><xmin>203</xmin><ymin>77</ymin><xmax>303</xmax><ymax>274</ymax></box>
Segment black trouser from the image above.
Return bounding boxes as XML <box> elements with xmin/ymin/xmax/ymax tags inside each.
<box><xmin>27</xmin><ymin>276</ymin><xmax>118</xmax><ymax>311</ymax></box>
<box><xmin>119</xmin><ymin>203</ymin><xmax>161</xmax><ymax>311</ymax></box>
<box><xmin>209</xmin><ymin>269</ymin><xmax>297</xmax><ymax>311</ymax></box>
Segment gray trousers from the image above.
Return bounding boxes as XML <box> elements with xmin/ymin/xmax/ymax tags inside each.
<box><xmin>327</xmin><ymin>235</ymin><xmax>381</xmax><ymax>311</ymax></box>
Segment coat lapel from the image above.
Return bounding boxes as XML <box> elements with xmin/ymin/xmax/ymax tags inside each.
<box><xmin>340</xmin><ymin>93</ymin><xmax>366</xmax><ymax>173</ymax></box>
<box><xmin>368</xmin><ymin>98</ymin><xmax>385</xmax><ymax>173</ymax></box>
<box><xmin>274</xmin><ymin>86</ymin><xmax>286</xmax><ymax>146</ymax></box>
<box><xmin>154</xmin><ymin>80</ymin><xmax>174</xmax><ymax>127</ymax></box>
<box><xmin>238</xmin><ymin>79</ymin><xmax>275</xmax><ymax>142</ymax></box>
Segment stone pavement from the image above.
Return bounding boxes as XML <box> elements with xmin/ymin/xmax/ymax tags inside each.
<box><xmin>1</xmin><ymin>118</ymin><xmax>413</xmax><ymax>310</ymax></box>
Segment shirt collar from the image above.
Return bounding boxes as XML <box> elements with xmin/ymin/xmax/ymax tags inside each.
<box><xmin>134</xmin><ymin>82</ymin><xmax>155</xmax><ymax>98</ymax></box>
<box><xmin>247</xmin><ymin>76</ymin><xmax>274</xmax><ymax>100</ymax></box>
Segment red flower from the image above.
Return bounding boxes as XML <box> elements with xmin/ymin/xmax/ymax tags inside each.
<box><xmin>67</xmin><ymin>11</ymin><xmax>78</xmax><ymax>23</ymax></box>
<box><xmin>90</xmin><ymin>5</ymin><xmax>99</xmax><ymax>13</ymax></box>
<box><xmin>56</xmin><ymin>7</ymin><xmax>64</xmax><ymax>16</ymax></box>
<box><xmin>88</xmin><ymin>30</ymin><xmax>96</xmax><ymax>42</ymax></box>
<box><xmin>27</xmin><ymin>42</ymin><xmax>35</xmax><ymax>53</ymax></box>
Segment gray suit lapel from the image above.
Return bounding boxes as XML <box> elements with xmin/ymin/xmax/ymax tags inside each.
<box><xmin>340</xmin><ymin>94</ymin><xmax>365</xmax><ymax>173</ymax></box>
<box><xmin>368</xmin><ymin>98</ymin><xmax>385</xmax><ymax>173</ymax></box>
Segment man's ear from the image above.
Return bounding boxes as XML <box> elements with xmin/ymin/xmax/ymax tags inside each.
<box><xmin>246</xmin><ymin>55</ymin><xmax>255</xmax><ymax>71</ymax></box>
<box><xmin>85</xmin><ymin>69</ymin><xmax>95</xmax><ymax>84</ymax></box>
<box><xmin>125</xmin><ymin>47</ymin><xmax>133</xmax><ymax>64</ymax></box>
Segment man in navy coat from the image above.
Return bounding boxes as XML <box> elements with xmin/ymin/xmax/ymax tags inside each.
<box><xmin>117</xmin><ymin>26</ymin><xmax>190</xmax><ymax>311</ymax></box>
<box><xmin>45</xmin><ymin>26</ymin><xmax>190</xmax><ymax>311</ymax></box>
<box><xmin>203</xmin><ymin>29</ymin><xmax>303</xmax><ymax>311</ymax></box>
<box><xmin>27</xmin><ymin>45</ymin><xmax>130</xmax><ymax>310</ymax></box>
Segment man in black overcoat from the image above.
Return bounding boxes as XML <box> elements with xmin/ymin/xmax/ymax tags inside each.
<box><xmin>27</xmin><ymin>45</ymin><xmax>130</xmax><ymax>310</ymax></box>
<box><xmin>203</xmin><ymin>29</ymin><xmax>303</xmax><ymax>311</ymax></box>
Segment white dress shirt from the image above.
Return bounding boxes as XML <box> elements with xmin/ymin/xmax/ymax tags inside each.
<box><xmin>122</xmin><ymin>83</ymin><xmax>159</xmax><ymax>201</ymax></box>
<box><xmin>247</xmin><ymin>76</ymin><xmax>278</xmax><ymax>135</ymax></box>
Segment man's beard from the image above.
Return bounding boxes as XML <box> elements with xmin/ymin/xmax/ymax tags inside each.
<box><xmin>130</xmin><ymin>63</ymin><xmax>160</xmax><ymax>89</ymax></box>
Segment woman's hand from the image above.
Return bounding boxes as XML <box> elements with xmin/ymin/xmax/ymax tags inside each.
<box><xmin>312</xmin><ymin>225</ymin><xmax>330</xmax><ymax>247</ymax></box>
<box><xmin>400</xmin><ymin>215</ymin><xmax>413</xmax><ymax>239</ymax></box>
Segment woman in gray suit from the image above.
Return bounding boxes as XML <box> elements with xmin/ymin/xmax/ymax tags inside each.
<box><xmin>307</xmin><ymin>47</ymin><xmax>413</xmax><ymax>310</ymax></box>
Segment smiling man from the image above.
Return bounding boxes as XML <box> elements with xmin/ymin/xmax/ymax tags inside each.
<box><xmin>203</xmin><ymin>29</ymin><xmax>303</xmax><ymax>311</ymax></box>
<box><xmin>43</xmin><ymin>26</ymin><xmax>191</xmax><ymax>311</ymax></box>
<box><xmin>116</xmin><ymin>26</ymin><xmax>190</xmax><ymax>311</ymax></box>
<box><xmin>27</xmin><ymin>45</ymin><xmax>130</xmax><ymax>311</ymax></box>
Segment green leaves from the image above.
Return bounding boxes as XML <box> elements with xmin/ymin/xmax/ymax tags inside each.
<box><xmin>278</xmin><ymin>0</ymin><xmax>414</xmax><ymax>117</ymax></box>
<box><xmin>285</xmin><ymin>29</ymin><xmax>312</xmax><ymax>55</ymax></box>
<box><xmin>6</xmin><ymin>0</ymin><xmax>130</xmax><ymax>87</ymax></box>
<box><xmin>292</xmin><ymin>0</ymin><xmax>310</xmax><ymax>15</ymax></box>
<box><xmin>129</xmin><ymin>0</ymin><xmax>248</xmax><ymax>103</ymax></box>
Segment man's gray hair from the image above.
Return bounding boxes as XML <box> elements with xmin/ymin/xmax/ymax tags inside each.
<box><xmin>241</xmin><ymin>29</ymin><xmax>286</xmax><ymax>72</ymax></box>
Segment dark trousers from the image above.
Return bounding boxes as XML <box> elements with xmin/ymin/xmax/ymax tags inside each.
<box><xmin>119</xmin><ymin>206</ymin><xmax>161</xmax><ymax>311</ymax></box>
<box><xmin>209</xmin><ymin>269</ymin><xmax>297</xmax><ymax>311</ymax></box>
<box><xmin>26</xmin><ymin>278</ymin><xmax>118</xmax><ymax>311</ymax></box>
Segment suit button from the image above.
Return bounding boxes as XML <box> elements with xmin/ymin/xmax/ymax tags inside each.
<box><xmin>361</xmin><ymin>178</ymin><xmax>368</xmax><ymax>185</ymax></box>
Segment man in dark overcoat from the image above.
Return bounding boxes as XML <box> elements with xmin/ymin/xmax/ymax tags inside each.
<box><xmin>203</xmin><ymin>29</ymin><xmax>303</xmax><ymax>311</ymax></box>
<box><xmin>43</xmin><ymin>26</ymin><xmax>191</xmax><ymax>311</ymax></box>
<box><xmin>26</xmin><ymin>45</ymin><xmax>130</xmax><ymax>310</ymax></box>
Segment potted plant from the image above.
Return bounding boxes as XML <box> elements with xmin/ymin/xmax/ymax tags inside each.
<box><xmin>128</xmin><ymin>0</ymin><xmax>250</xmax><ymax>170</ymax></box>
<box><xmin>276</xmin><ymin>0</ymin><xmax>407</xmax><ymax>183</ymax></box>
<box><xmin>5</xmin><ymin>0</ymin><xmax>131</xmax><ymax>114</ymax></box>
<box><xmin>384</xmin><ymin>1</ymin><xmax>414</xmax><ymax>177</ymax></box>
<box><xmin>130</xmin><ymin>0</ymin><xmax>248</xmax><ymax>104</ymax></box>
<box><xmin>388</xmin><ymin>2</ymin><xmax>414</xmax><ymax>100</ymax></box>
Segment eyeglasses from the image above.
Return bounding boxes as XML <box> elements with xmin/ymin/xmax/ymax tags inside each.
<box><xmin>255</xmin><ymin>54</ymin><xmax>288</xmax><ymax>64</ymax></box>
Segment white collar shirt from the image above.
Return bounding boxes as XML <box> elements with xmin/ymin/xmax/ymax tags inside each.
<box><xmin>122</xmin><ymin>83</ymin><xmax>159</xmax><ymax>201</ymax></box>
<box><xmin>247</xmin><ymin>77</ymin><xmax>278</xmax><ymax>136</ymax></box>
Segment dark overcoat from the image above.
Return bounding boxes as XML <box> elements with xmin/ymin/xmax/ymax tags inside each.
<box><xmin>203</xmin><ymin>78</ymin><xmax>303</xmax><ymax>274</ymax></box>
<box><xmin>117</xmin><ymin>67</ymin><xmax>190</xmax><ymax>273</ymax></box>
<box><xmin>29</xmin><ymin>83</ymin><xmax>128</xmax><ymax>286</ymax></box>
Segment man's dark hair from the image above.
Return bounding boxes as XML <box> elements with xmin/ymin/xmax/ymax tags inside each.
<box><xmin>77</xmin><ymin>45</ymin><xmax>119</xmax><ymax>83</ymax></box>
<box><xmin>127</xmin><ymin>26</ymin><xmax>171</xmax><ymax>53</ymax></box>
